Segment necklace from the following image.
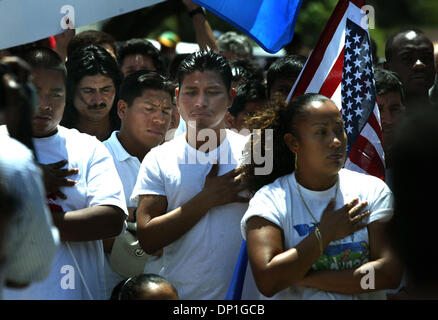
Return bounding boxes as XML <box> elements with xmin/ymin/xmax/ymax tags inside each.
<box><xmin>295</xmin><ymin>174</ymin><xmax>339</xmax><ymax>225</ymax></box>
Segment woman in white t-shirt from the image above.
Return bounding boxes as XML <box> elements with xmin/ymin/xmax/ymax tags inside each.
<box><xmin>239</xmin><ymin>93</ymin><xmax>402</xmax><ymax>300</ymax></box>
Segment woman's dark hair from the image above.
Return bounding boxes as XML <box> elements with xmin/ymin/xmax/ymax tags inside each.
<box><xmin>110</xmin><ymin>274</ymin><xmax>178</xmax><ymax>300</ymax></box>
<box><xmin>239</xmin><ymin>93</ymin><xmax>331</xmax><ymax>194</ymax></box>
<box><xmin>177</xmin><ymin>51</ymin><xmax>232</xmax><ymax>91</ymax></box>
<box><xmin>61</xmin><ymin>45</ymin><xmax>122</xmax><ymax>131</ymax></box>
<box><xmin>119</xmin><ymin>70</ymin><xmax>175</xmax><ymax>106</ymax></box>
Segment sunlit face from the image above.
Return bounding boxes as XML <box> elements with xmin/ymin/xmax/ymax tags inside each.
<box><xmin>73</xmin><ymin>74</ymin><xmax>116</xmax><ymax>122</ymax></box>
<box><xmin>176</xmin><ymin>70</ymin><xmax>234</xmax><ymax>131</ymax></box>
<box><xmin>285</xmin><ymin>100</ymin><xmax>347</xmax><ymax>178</ymax></box>
<box><xmin>387</xmin><ymin>32</ymin><xmax>435</xmax><ymax>97</ymax></box>
<box><xmin>31</xmin><ymin>68</ymin><xmax>66</xmax><ymax>137</ymax></box>
<box><xmin>377</xmin><ymin>91</ymin><xmax>406</xmax><ymax>153</ymax></box>
<box><xmin>118</xmin><ymin>89</ymin><xmax>172</xmax><ymax>149</ymax></box>
<box><xmin>121</xmin><ymin>54</ymin><xmax>156</xmax><ymax>78</ymax></box>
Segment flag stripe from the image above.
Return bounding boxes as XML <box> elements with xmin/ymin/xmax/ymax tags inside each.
<box><xmin>319</xmin><ymin>48</ymin><xmax>345</xmax><ymax>98</ymax></box>
<box><xmin>348</xmin><ymin>135</ymin><xmax>385</xmax><ymax>179</ymax></box>
<box><xmin>292</xmin><ymin>0</ymin><xmax>350</xmax><ymax>96</ymax></box>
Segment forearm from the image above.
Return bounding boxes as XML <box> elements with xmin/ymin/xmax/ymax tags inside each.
<box><xmin>192</xmin><ymin>15</ymin><xmax>219</xmax><ymax>51</ymax></box>
<box><xmin>297</xmin><ymin>258</ymin><xmax>402</xmax><ymax>294</ymax></box>
<box><xmin>137</xmin><ymin>193</ymin><xmax>212</xmax><ymax>254</ymax></box>
<box><xmin>52</xmin><ymin>205</ymin><xmax>126</xmax><ymax>242</ymax></box>
<box><xmin>251</xmin><ymin>229</ymin><xmax>329</xmax><ymax>297</ymax></box>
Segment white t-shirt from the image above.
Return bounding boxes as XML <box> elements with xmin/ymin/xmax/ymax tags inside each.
<box><xmin>4</xmin><ymin>126</ymin><xmax>127</xmax><ymax>300</ymax></box>
<box><xmin>241</xmin><ymin>169</ymin><xmax>393</xmax><ymax>300</ymax></box>
<box><xmin>0</xmin><ymin>135</ymin><xmax>59</xmax><ymax>297</ymax></box>
<box><xmin>102</xmin><ymin>131</ymin><xmax>163</xmax><ymax>298</ymax></box>
<box><xmin>130</xmin><ymin>130</ymin><xmax>249</xmax><ymax>299</ymax></box>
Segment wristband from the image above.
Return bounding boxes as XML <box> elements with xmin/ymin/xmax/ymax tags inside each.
<box><xmin>188</xmin><ymin>6</ymin><xmax>206</xmax><ymax>18</ymax></box>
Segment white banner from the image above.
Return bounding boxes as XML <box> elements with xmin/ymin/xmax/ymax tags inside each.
<box><xmin>0</xmin><ymin>0</ymin><xmax>165</xmax><ymax>50</ymax></box>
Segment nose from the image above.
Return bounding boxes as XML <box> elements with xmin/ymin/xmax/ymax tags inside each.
<box><xmin>194</xmin><ymin>91</ymin><xmax>208</xmax><ymax>108</ymax></box>
<box><xmin>38</xmin><ymin>94</ymin><xmax>51</xmax><ymax>111</ymax></box>
<box><xmin>91</xmin><ymin>91</ymin><xmax>105</xmax><ymax>104</ymax></box>
<box><xmin>413</xmin><ymin>58</ymin><xmax>426</xmax><ymax>69</ymax></box>
<box><xmin>152</xmin><ymin>109</ymin><xmax>167</xmax><ymax>125</ymax></box>
<box><xmin>329</xmin><ymin>131</ymin><xmax>344</xmax><ymax>148</ymax></box>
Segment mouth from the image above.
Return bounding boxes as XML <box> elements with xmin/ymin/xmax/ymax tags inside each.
<box><xmin>33</xmin><ymin>115</ymin><xmax>52</xmax><ymax>121</ymax></box>
<box><xmin>327</xmin><ymin>153</ymin><xmax>344</xmax><ymax>160</ymax></box>
<box><xmin>146</xmin><ymin>129</ymin><xmax>164</xmax><ymax>137</ymax></box>
<box><xmin>190</xmin><ymin>112</ymin><xmax>211</xmax><ymax>118</ymax></box>
<box><xmin>88</xmin><ymin>104</ymin><xmax>107</xmax><ymax>110</ymax></box>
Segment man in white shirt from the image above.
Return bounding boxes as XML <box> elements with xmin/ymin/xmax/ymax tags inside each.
<box><xmin>102</xmin><ymin>70</ymin><xmax>174</xmax><ymax>297</ymax></box>
<box><xmin>0</xmin><ymin>57</ymin><xmax>59</xmax><ymax>298</ymax></box>
<box><xmin>131</xmin><ymin>51</ymin><xmax>251</xmax><ymax>299</ymax></box>
<box><xmin>3</xmin><ymin>47</ymin><xmax>127</xmax><ymax>300</ymax></box>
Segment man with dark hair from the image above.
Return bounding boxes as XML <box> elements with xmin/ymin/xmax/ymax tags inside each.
<box><xmin>61</xmin><ymin>45</ymin><xmax>122</xmax><ymax>141</ymax></box>
<box><xmin>3</xmin><ymin>47</ymin><xmax>127</xmax><ymax>300</ymax></box>
<box><xmin>374</xmin><ymin>68</ymin><xmax>406</xmax><ymax>181</ymax></box>
<box><xmin>384</xmin><ymin>29</ymin><xmax>435</xmax><ymax>110</ymax></box>
<box><xmin>116</xmin><ymin>39</ymin><xmax>166</xmax><ymax>77</ymax></box>
<box><xmin>225</xmin><ymin>80</ymin><xmax>267</xmax><ymax>134</ymax></box>
<box><xmin>0</xmin><ymin>56</ymin><xmax>59</xmax><ymax>297</ymax></box>
<box><xmin>266</xmin><ymin>54</ymin><xmax>306</xmax><ymax>101</ymax></box>
<box><xmin>67</xmin><ymin>29</ymin><xmax>117</xmax><ymax>59</ymax></box>
<box><xmin>102</xmin><ymin>70</ymin><xmax>175</xmax><ymax>297</ymax></box>
<box><xmin>130</xmin><ymin>51</ymin><xmax>252</xmax><ymax>299</ymax></box>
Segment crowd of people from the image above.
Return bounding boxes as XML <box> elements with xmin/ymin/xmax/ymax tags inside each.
<box><xmin>0</xmin><ymin>0</ymin><xmax>437</xmax><ymax>300</ymax></box>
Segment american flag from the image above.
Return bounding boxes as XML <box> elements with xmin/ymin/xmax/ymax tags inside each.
<box><xmin>287</xmin><ymin>0</ymin><xmax>385</xmax><ymax>180</ymax></box>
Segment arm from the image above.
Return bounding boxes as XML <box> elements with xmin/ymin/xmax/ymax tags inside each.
<box><xmin>51</xmin><ymin>205</ymin><xmax>126</xmax><ymax>242</ymax></box>
<box><xmin>246</xmin><ymin>198</ymin><xmax>371</xmax><ymax>297</ymax></box>
<box><xmin>296</xmin><ymin>220</ymin><xmax>403</xmax><ymax>294</ymax></box>
<box><xmin>137</xmin><ymin>163</ymin><xmax>248</xmax><ymax>254</ymax></box>
<box><xmin>183</xmin><ymin>0</ymin><xmax>219</xmax><ymax>51</ymax></box>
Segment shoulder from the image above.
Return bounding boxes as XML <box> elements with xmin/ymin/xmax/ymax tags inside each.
<box><xmin>0</xmin><ymin>135</ymin><xmax>34</xmax><ymax>164</ymax></box>
<box><xmin>250</xmin><ymin>173</ymin><xmax>292</xmax><ymax>204</ymax></box>
<box><xmin>340</xmin><ymin>168</ymin><xmax>389</xmax><ymax>191</ymax></box>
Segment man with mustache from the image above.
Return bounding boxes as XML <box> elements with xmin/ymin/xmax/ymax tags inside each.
<box><xmin>3</xmin><ymin>47</ymin><xmax>127</xmax><ymax>300</ymax></box>
<box><xmin>384</xmin><ymin>29</ymin><xmax>435</xmax><ymax>110</ymax></box>
<box><xmin>61</xmin><ymin>45</ymin><xmax>122</xmax><ymax>141</ymax></box>
<box><xmin>102</xmin><ymin>70</ymin><xmax>174</xmax><ymax>298</ymax></box>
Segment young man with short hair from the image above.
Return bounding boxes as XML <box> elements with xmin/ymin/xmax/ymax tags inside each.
<box><xmin>3</xmin><ymin>47</ymin><xmax>127</xmax><ymax>300</ymax></box>
<box><xmin>131</xmin><ymin>51</ymin><xmax>252</xmax><ymax>299</ymax></box>
<box><xmin>102</xmin><ymin>70</ymin><xmax>174</xmax><ymax>297</ymax></box>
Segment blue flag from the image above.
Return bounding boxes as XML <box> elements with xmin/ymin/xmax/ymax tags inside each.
<box><xmin>192</xmin><ymin>0</ymin><xmax>303</xmax><ymax>53</ymax></box>
<box><xmin>225</xmin><ymin>240</ymin><xmax>248</xmax><ymax>300</ymax></box>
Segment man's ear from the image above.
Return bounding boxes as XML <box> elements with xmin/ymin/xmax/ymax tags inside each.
<box><xmin>284</xmin><ymin>132</ymin><xmax>298</xmax><ymax>154</ymax></box>
<box><xmin>117</xmin><ymin>100</ymin><xmax>128</xmax><ymax>120</ymax></box>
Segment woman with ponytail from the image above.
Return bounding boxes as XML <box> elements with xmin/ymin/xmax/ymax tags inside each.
<box><xmin>240</xmin><ymin>93</ymin><xmax>402</xmax><ymax>300</ymax></box>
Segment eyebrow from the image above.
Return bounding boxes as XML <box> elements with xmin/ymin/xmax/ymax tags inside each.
<box><xmin>311</xmin><ymin>121</ymin><xmax>343</xmax><ymax>126</ymax></box>
<box><xmin>80</xmin><ymin>85</ymin><xmax>114</xmax><ymax>90</ymax></box>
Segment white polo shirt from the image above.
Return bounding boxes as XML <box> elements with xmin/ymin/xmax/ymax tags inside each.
<box><xmin>103</xmin><ymin>131</ymin><xmax>163</xmax><ymax>298</ymax></box>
